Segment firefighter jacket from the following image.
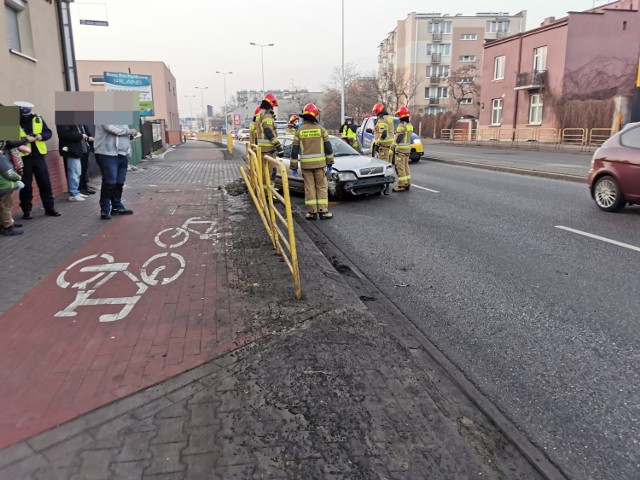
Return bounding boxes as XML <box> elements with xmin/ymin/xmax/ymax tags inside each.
<box><xmin>290</xmin><ymin>120</ymin><xmax>334</xmax><ymax>171</ymax></box>
<box><xmin>249</xmin><ymin>117</ymin><xmax>258</xmax><ymax>146</ymax></box>
<box><xmin>374</xmin><ymin>114</ymin><xmax>395</xmax><ymax>147</ymax></box>
<box><xmin>19</xmin><ymin>115</ymin><xmax>51</xmax><ymax>157</ymax></box>
<box><xmin>392</xmin><ymin>121</ymin><xmax>414</xmax><ymax>156</ymax></box>
<box><xmin>255</xmin><ymin>110</ymin><xmax>281</xmax><ymax>153</ymax></box>
<box><xmin>285</xmin><ymin>126</ymin><xmax>297</xmax><ymax>135</ymax></box>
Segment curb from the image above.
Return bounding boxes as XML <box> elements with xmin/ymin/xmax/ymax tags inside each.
<box><xmin>424</xmin><ymin>155</ymin><xmax>587</xmax><ymax>184</ymax></box>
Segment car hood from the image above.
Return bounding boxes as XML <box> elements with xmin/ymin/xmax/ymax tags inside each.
<box><xmin>332</xmin><ymin>154</ymin><xmax>389</xmax><ymax>172</ymax></box>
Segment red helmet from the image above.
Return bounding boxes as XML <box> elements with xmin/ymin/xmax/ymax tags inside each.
<box><xmin>288</xmin><ymin>114</ymin><xmax>299</xmax><ymax>125</ymax></box>
<box><xmin>302</xmin><ymin>103</ymin><xmax>319</xmax><ymax>119</ymax></box>
<box><xmin>254</xmin><ymin>106</ymin><xmax>262</xmax><ymax>115</ymax></box>
<box><xmin>397</xmin><ymin>106</ymin><xmax>410</xmax><ymax>119</ymax></box>
<box><xmin>372</xmin><ymin>103</ymin><xmax>385</xmax><ymax>115</ymax></box>
<box><xmin>264</xmin><ymin>93</ymin><xmax>278</xmax><ymax>107</ymax></box>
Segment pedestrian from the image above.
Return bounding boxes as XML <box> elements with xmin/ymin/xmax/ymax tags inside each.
<box><xmin>56</xmin><ymin>124</ymin><xmax>92</xmax><ymax>202</ymax></box>
<box><xmin>290</xmin><ymin>103</ymin><xmax>334</xmax><ymax>220</ymax></box>
<box><xmin>15</xmin><ymin>101</ymin><xmax>61</xmax><ymax>219</ymax></box>
<box><xmin>93</xmin><ymin>124</ymin><xmax>138</xmax><ymax>220</ymax></box>
<box><xmin>390</xmin><ymin>106</ymin><xmax>412</xmax><ymax>192</ymax></box>
<box><xmin>285</xmin><ymin>115</ymin><xmax>299</xmax><ymax>135</ymax></box>
<box><xmin>255</xmin><ymin>93</ymin><xmax>284</xmax><ymax>158</ymax></box>
<box><xmin>372</xmin><ymin>102</ymin><xmax>395</xmax><ymax>163</ymax></box>
<box><xmin>79</xmin><ymin>125</ymin><xmax>96</xmax><ymax>196</ymax></box>
<box><xmin>0</xmin><ymin>140</ymin><xmax>25</xmax><ymax>235</ymax></box>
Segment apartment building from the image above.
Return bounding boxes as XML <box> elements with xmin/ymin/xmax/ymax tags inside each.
<box><xmin>77</xmin><ymin>60</ymin><xmax>181</xmax><ymax>144</ymax></box>
<box><xmin>479</xmin><ymin>0</ymin><xmax>640</xmax><ymax>131</ymax></box>
<box><xmin>378</xmin><ymin>11</ymin><xmax>527</xmax><ymax>117</ymax></box>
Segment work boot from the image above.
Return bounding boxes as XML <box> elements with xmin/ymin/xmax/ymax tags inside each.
<box><xmin>319</xmin><ymin>212</ymin><xmax>333</xmax><ymax>220</ymax></box>
<box><xmin>392</xmin><ymin>186</ymin><xmax>407</xmax><ymax>192</ymax></box>
<box><xmin>305</xmin><ymin>212</ymin><xmax>317</xmax><ymax>220</ymax></box>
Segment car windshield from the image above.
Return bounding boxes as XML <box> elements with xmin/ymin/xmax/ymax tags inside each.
<box><xmin>329</xmin><ymin>136</ymin><xmax>359</xmax><ymax>156</ymax></box>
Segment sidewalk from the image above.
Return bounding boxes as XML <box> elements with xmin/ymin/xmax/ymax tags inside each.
<box><xmin>0</xmin><ymin>141</ymin><xmax>550</xmax><ymax>479</ymax></box>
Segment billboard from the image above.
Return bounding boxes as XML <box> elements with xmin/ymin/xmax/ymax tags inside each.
<box><xmin>104</xmin><ymin>72</ymin><xmax>154</xmax><ymax>117</ymax></box>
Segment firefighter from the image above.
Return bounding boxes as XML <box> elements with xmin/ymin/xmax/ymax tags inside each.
<box><xmin>340</xmin><ymin>116</ymin><xmax>359</xmax><ymax>150</ymax></box>
<box><xmin>285</xmin><ymin>115</ymin><xmax>299</xmax><ymax>135</ymax></box>
<box><xmin>390</xmin><ymin>106</ymin><xmax>412</xmax><ymax>192</ymax></box>
<box><xmin>255</xmin><ymin>93</ymin><xmax>283</xmax><ymax>159</ymax></box>
<box><xmin>372</xmin><ymin>102</ymin><xmax>395</xmax><ymax>162</ymax></box>
<box><xmin>290</xmin><ymin>103</ymin><xmax>334</xmax><ymax>220</ymax></box>
<box><xmin>249</xmin><ymin>106</ymin><xmax>262</xmax><ymax>149</ymax></box>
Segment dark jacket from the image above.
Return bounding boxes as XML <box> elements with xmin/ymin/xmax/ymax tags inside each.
<box><xmin>57</xmin><ymin>125</ymin><xmax>89</xmax><ymax>158</ymax></box>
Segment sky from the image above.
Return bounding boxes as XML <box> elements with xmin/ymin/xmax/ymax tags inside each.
<box><xmin>70</xmin><ymin>0</ymin><xmax>608</xmax><ymax>117</ymax></box>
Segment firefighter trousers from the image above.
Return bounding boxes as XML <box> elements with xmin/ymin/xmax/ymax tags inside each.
<box><xmin>395</xmin><ymin>152</ymin><xmax>411</xmax><ymax>187</ymax></box>
<box><xmin>377</xmin><ymin>145</ymin><xmax>392</xmax><ymax>162</ymax></box>
<box><xmin>302</xmin><ymin>168</ymin><xmax>329</xmax><ymax>214</ymax></box>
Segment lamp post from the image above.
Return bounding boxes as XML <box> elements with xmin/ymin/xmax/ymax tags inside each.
<box><xmin>216</xmin><ymin>71</ymin><xmax>233</xmax><ymax>134</ymax></box>
<box><xmin>195</xmin><ymin>86</ymin><xmax>208</xmax><ymax>131</ymax></box>
<box><xmin>249</xmin><ymin>42</ymin><xmax>274</xmax><ymax>97</ymax></box>
<box><xmin>183</xmin><ymin>94</ymin><xmax>196</xmax><ymax>122</ymax></box>
<box><xmin>341</xmin><ymin>0</ymin><xmax>345</xmax><ymax>124</ymax></box>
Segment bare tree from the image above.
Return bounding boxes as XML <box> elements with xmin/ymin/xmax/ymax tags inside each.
<box><xmin>377</xmin><ymin>67</ymin><xmax>416</xmax><ymax>112</ymax></box>
<box><xmin>447</xmin><ymin>65</ymin><xmax>481</xmax><ymax>118</ymax></box>
<box><xmin>562</xmin><ymin>56</ymin><xmax>635</xmax><ymax>101</ymax></box>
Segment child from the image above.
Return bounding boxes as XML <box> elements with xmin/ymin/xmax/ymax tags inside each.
<box><xmin>0</xmin><ymin>140</ymin><xmax>26</xmax><ymax>235</ymax></box>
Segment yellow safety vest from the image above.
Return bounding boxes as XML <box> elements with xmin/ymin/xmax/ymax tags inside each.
<box><xmin>19</xmin><ymin>117</ymin><xmax>47</xmax><ymax>156</ymax></box>
<box><xmin>342</xmin><ymin>125</ymin><xmax>356</xmax><ymax>139</ymax></box>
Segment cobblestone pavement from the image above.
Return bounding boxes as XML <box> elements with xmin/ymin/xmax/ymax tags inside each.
<box><xmin>0</xmin><ymin>141</ymin><xmax>547</xmax><ymax>479</ymax></box>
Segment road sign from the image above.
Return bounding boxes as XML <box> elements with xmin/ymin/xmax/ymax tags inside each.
<box><xmin>80</xmin><ymin>19</ymin><xmax>109</xmax><ymax>26</ymax></box>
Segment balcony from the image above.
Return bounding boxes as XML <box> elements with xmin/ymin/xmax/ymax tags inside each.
<box><xmin>428</xmin><ymin>98</ymin><xmax>440</xmax><ymax>105</ymax></box>
<box><xmin>496</xmin><ymin>31</ymin><xmax>508</xmax><ymax>39</ymax></box>
<box><xmin>515</xmin><ymin>70</ymin><xmax>548</xmax><ymax>90</ymax></box>
<box><xmin>432</xmin><ymin>32</ymin><xmax>443</xmax><ymax>42</ymax></box>
<box><xmin>431</xmin><ymin>53</ymin><xmax>442</xmax><ymax>64</ymax></box>
<box><xmin>429</xmin><ymin>76</ymin><xmax>439</xmax><ymax>85</ymax></box>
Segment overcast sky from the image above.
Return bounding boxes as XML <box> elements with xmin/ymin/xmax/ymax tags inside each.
<box><xmin>70</xmin><ymin>0</ymin><xmax>606</xmax><ymax>116</ymax></box>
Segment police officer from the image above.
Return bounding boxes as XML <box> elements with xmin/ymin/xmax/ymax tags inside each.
<box><xmin>290</xmin><ymin>103</ymin><xmax>334</xmax><ymax>220</ymax></box>
<box><xmin>255</xmin><ymin>93</ymin><xmax>283</xmax><ymax>158</ymax></box>
<box><xmin>340</xmin><ymin>116</ymin><xmax>358</xmax><ymax>149</ymax></box>
<box><xmin>15</xmin><ymin>101</ymin><xmax>60</xmax><ymax>219</ymax></box>
<box><xmin>372</xmin><ymin>102</ymin><xmax>395</xmax><ymax>163</ymax></box>
<box><xmin>391</xmin><ymin>106</ymin><xmax>412</xmax><ymax>192</ymax></box>
<box><xmin>285</xmin><ymin>115</ymin><xmax>299</xmax><ymax>135</ymax></box>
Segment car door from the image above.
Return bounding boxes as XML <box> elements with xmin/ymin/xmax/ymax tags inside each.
<box><xmin>618</xmin><ymin>125</ymin><xmax>640</xmax><ymax>200</ymax></box>
<box><xmin>360</xmin><ymin>117</ymin><xmax>376</xmax><ymax>154</ymax></box>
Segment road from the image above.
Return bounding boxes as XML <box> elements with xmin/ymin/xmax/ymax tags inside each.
<box><xmin>299</xmin><ymin>160</ymin><xmax>640</xmax><ymax>480</ymax></box>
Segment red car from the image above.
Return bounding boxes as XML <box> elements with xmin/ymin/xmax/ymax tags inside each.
<box><xmin>588</xmin><ymin>122</ymin><xmax>640</xmax><ymax>212</ymax></box>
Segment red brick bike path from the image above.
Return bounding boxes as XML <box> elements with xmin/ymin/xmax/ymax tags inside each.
<box><xmin>0</xmin><ymin>182</ymin><xmax>250</xmax><ymax>449</ymax></box>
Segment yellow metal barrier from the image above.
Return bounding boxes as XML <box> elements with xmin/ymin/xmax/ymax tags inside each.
<box><xmin>196</xmin><ymin>132</ymin><xmax>223</xmax><ymax>143</ymax></box>
<box><xmin>561</xmin><ymin>128</ymin><xmax>586</xmax><ymax>151</ymax></box>
<box><xmin>537</xmin><ymin>128</ymin><xmax>560</xmax><ymax>148</ymax></box>
<box><xmin>514</xmin><ymin>128</ymin><xmax>538</xmax><ymax>149</ymax></box>
<box><xmin>239</xmin><ymin>146</ymin><xmax>301</xmax><ymax>300</ymax></box>
<box><xmin>476</xmin><ymin>129</ymin><xmax>500</xmax><ymax>146</ymax></box>
<box><xmin>440</xmin><ymin>129</ymin><xmax>453</xmax><ymax>142</ymax></box>
<box><xmin>588</xmin><ymin>128</ymin><xmax>612</xmax><ymax>151</ymax></box>
<box><xmin>227</xmin><ymin>133</ymin><xmax>234</xmax><ymax>154</ymax></box>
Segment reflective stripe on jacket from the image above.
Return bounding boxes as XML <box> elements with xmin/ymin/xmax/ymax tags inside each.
<box><xmin>19</xmin><ymin>117</ymin><xmax>47</xmax><ymax>156</ymax></box>
<box><xmin>290</xmin><ymin>121</ymin><xmax>334</xmax><ymax>170</ymax></box>
<box><xmin>374</xmin><ymin>115</ymin><xmax>395</xmax><ymax>146</ymax></box>
<box><xmin>256</xmin><ymin>111</ymin><xmax>280</xmax><ymax>151</ymax></box>
<box><xmin>393</xmin><ymin>122</ymin><xmax>414</xmax><ymax>155</ymax></box>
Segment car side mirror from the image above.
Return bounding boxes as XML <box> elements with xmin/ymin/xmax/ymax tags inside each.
<box><xmin>365</xmin><ymin>128</ymin><xmax>373</xmax><ymax>134</ymax></box>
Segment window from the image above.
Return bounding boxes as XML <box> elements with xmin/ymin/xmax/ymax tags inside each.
<box><xmin>487</xmin><ymin>20</ymin><xmax>510</xmax><ymax>33</ymax></box>
<box><xmin>460</xmin><ymin>33</ymin><xmax>478</xmax><ymax>40</ymax></box>
<box><xmin>90</xmin><ymin>75</ymin><xmax>104</xmax><ymax>85</ymax></box>
<box><xmin>428</xmin><ymin>65</ymin><xmax>450</xmax><ymax>78</ymax></box>
<box><xmin>529</xmin><ymin>94</ymin><xmax>543</xmax><ymax>124</ymax></box>
<box><xmin>426</xmin><ymin>107</ymin><xmax>446</xmax><ymax>115</ymax></box>
<box><xmin>5</xmin><ymin>3</ymin><xmax>21</xmax><ymax>51</ymax></box>
<box><xmin>428</xmin><ymin>21</ymin><xmax>452</xmax><ymax>34</ymax></box>
<box><xmin>459</xmin><ymin>55</ymin><xmax>477</xmax><ymax>62</ymax></box>
<box><xmin>494</xmin><ymin>56</ymin><xmax>505</xmax><ymax>80</ymax></box>
<box><xmin>491</xmin><ymin>99</ymin><xmax>503</xmax><ymax>125</ymax></box>
<box><xmin>5</xmin><ymin>0</ymin><xmax>34</xmax><ymax>58</ymax></box>
<box><xmin>457</xmin><ymin>77</ymin><xmax>474</xmax><ymax>84</ymax></box>
<box><xmin>459</xmin><ymin>98</ymin><xmax>474</xmax><ymax>105</ymax></box>
<box><xmin>426</xmin><ymin>86</ymin><xmax>448</xmax><ymax>99</ymax></box>
<box><xmin>620</xmin><ymin>126</ymin><xmax>640</xmax><ymax>148</ymax></box>
<box><xmin>427</xmin><ymin>44</ymin><xmax>451</xmax><ymax>56</ymax></box>
<box><xmin>533</xmin><ymin>46</ymin><xmax>548</xmax><ymax>72</ymax></box>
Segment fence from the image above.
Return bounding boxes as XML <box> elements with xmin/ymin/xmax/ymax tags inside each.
<box><xmin>196</xmin><ymin>132</ymin><xmax>223</xmax><ymax>143</ymax></box>
<box><xmin>239</xmin><ymin>144</ymin><xmax>301</xmax><ymax>300</ymax></box>
<box><xmin>587</xmin><ymin>128</ymin><xmax>612</xmax><ymax>151</ymax></box>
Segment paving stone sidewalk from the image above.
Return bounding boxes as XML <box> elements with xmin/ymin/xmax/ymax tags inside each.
<box><xmin>0</xmin><ymin>141</ymin><xmax>546</xmax><ymax>479</ymax></box>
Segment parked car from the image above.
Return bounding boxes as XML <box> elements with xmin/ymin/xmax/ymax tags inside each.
<box><xmin>587</xmin><ymin>122</ymin><xmax>640</xmax><ymax>212</ymax></box>
<box><xmin>356</xmin><ymin>115</ymin><xmax>423</xmax><ymax>162</ymax></box>
<box><xmin>236</xmin><ymin>128</ymin><xmax>251</xmax><ymax>141</ymax></box>
<box><xmin>274</xmin><ymin>135</ymin><xmax>396</xmax><ymax>199</ymax></box>
<box><xmin>275</xmin><ymin>120</ymin><xmax>288</xmax><ymax>137</ymax></box>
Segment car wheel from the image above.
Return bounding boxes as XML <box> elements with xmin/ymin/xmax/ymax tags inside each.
<box><xmin>593</xmin><ymin>175</ymin><xmax>625</xmax><ymax>212</ymax></box>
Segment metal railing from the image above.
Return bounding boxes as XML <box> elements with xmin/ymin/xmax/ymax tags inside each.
<box><xmin>561</xmin><ymin>128</ymin><xmax>587</xmax><ymax>151</ymax></box>
<box><xmin>196</xmin><ymin>132</ymin><xmax>223</xmax><ymax>143</ymax></box>
<box><xmin>227</xmin><ymin>133</ymin><xmax>234</xmax><ymax>154</ymax></box>
<box><xmin>239</xmin><ymin>144</ymin><xmax>301</xmax><ymax>300</ymax></box>
<box><xmin>588</xmin><ymin>128</ymin><xmax>612</xmax><ymax>151</ymax></box>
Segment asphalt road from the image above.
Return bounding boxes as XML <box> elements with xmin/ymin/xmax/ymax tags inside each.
<box><xmin>301</xmin><ymin>161</ymin><xmax>640</xmax><ymax>480</ymax></box>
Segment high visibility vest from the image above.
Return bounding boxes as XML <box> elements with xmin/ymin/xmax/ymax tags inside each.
<box><xmin>19</xmin><ymin>117</ymin><xmax>47</xmax><ymax>156</ymax></box>
<box><xmin>394</xmin><ymin>122</ymin><xmax>414</xmax><ymax>155</ymax></box>
<box><xmin>342</xmin><ymin>125</ymin><xmax>356</xmax><ymax>139</ymax></box>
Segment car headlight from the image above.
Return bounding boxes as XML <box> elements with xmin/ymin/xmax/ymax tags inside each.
<box><xmin>338</xmin><ymin>172</ymin><xmax>357</xmax><ymax>181</ymax></box>
<box><xmin>412</xmin><ymin>138</ymin><xmax>421</xmax><ymax>144</ymax></box>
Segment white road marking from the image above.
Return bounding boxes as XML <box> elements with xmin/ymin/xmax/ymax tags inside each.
<box><xmin>412</xmin><ymin>184</ymin><xmax>440</xmax><ymax>193</ymax></box>
<box><xmin>555</xmin><ymin>226</ymin><xmax>640</xmax><ymax>253</ymax></box>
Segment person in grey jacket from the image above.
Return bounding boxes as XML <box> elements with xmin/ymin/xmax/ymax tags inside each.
<box><xmin>94</xmin><ymin>124</ymin><xmax>137</xmax><ymax>220</ymax></box>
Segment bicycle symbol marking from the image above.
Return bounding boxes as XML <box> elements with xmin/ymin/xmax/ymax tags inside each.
<box><xmin>55</xmin><ymin>217</ymin><xmax>214</xmax><ymax>323</ymax></box>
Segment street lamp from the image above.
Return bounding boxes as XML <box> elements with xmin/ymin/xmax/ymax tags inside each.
<box><xmin>216</xmin><ymin>71</ymin><xmax>233</xmax><ymax>134</ymax></box>
<box><xmin>249</xmin><ymin>42</ymin><xmax>274</xmax><ymax>97</ymax></box>
<box><xmin>341</xmin><ymin>0</ymin><xmax>345</xmax><ymax>124</ymax></box>
<box><xmin>183</xmin><ymin>94</ymin><xmax>196</xmax><ymax>120</ymax></box>
<box><xmin>194</xmin><ymin>86</ymin><xmax>208</xmax><ymax>131</ymax></box>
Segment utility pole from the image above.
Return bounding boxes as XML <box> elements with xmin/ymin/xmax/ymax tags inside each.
<box><xmin>249</xmin><ymin>42</ymin><xmax>275</xmax><ymax>98</ymax></box>
<box><xmin>216</xmin><ymin>71</ymin><xmax>233</xmax><ymax>133</ymax></box>
<box><xmin>341</xmin><ymin>0</ymin><xmax>345</xmax><ymax>123</ymax></box>
<box><xmin>195</xmin><ymin>86</ymin><xmax>208</xmax><ymax>131</ymax></box>
<box><xmin>631</xmin><ymin>57</ymin><xmax>640</xmax><ymax>122</ymax></box>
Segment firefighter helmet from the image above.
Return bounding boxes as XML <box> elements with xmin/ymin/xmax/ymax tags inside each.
<box><xmin>302</xmin><ymin>103</ymin><xmax>319</xmax><ymax>119</ymax></box>
<box><xmin>372</xmin><ymin>103</ymin><xmax>385</xmax><ymax>115</ymax></box>
<box><xmin>254</xmin><ymin>106</ymin><xmax>262</xmax><ymax>115</ymax></box>
<box><xmin>264</xmin><ymin>93</ymin><xmax>278</xmax><ymax>107</ymax></box>
<box><xmin>288</xmin><ymin>114</ymin><xmax>299</xmax><ymax>125</ymax></box>
<box><xmin>397</xmin><ymin>106</ymin><xmax>410</xmax><ymax>119</ymax></box>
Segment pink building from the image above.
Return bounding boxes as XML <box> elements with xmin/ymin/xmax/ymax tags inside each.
<box><xmin>479</xmin><ymin>0</ymin><xmax>640</xmax><ymax>132</ymax></box>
